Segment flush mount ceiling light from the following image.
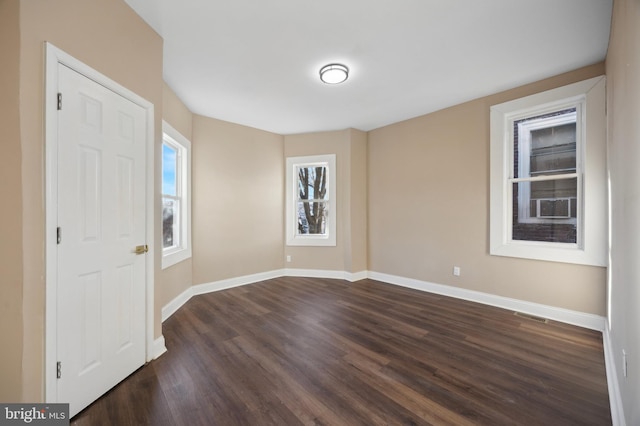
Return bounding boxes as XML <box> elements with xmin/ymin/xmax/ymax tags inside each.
<box><xmin>319</xmin><ymin>63</ymin><xmax>349</xmax><ymax>84</ymax></box>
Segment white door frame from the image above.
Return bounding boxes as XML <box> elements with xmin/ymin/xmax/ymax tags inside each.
<box><xmin>44</xmin><ymin>43</ymin><xmax>156</xmax><ymax>403</ymax></box>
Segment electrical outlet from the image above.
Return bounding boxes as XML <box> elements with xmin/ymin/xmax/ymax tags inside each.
<box><xmin>286</xmin><ymin>255</ymin><xmax>292</xmax><ymax>263</ymax></box>
<box><xmin>623</xmin><ymin>350</ymin><xmax>628</xmax><ymax>377</ymax></box>
<box><xmin>453</xmin><ymin>266</ymin><xmax>461</xmax><ymax>276</ymax></box>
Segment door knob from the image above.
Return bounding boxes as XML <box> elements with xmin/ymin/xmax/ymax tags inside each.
<box><xmin>134</xmin><ymin>245</ymin><xmax>149</xmax><ymax>255</ymax></box>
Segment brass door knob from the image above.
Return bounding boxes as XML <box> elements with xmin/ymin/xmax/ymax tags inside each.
<box><xmin>134</xmin><ymin>245</ymin><xmax>149</xmax><ymax>255</ymax></box>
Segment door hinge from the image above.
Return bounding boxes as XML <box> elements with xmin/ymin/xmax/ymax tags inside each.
<box><xmin>56</xmin><ymin>361</ymin><xmax>62</xmax><ymax>379</ymax></box>
<box><xmin>57</xmin><ymin>93</ymin><xmax>62</xmax><ymax>110</ymax></box>
<box><xmin>56</xmin><ymin>227</ymin><xmax>62</xmax><ymax>245</ymax></box>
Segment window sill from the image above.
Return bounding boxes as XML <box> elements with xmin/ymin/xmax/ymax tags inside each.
<box><xmin>286</xmin><ymin>235</ymin><xmax>336</xmax><ymax>247</ymax></box>
<box><xmin>490</xmin><ymin>239</ymin><xmax>604</xmax><ymax>267</ymax></box>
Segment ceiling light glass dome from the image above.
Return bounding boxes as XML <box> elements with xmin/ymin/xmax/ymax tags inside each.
<box><xmin>319</xmin><ymin>63</ymin><xmax>349</xmax><ymax>84</ymax></box>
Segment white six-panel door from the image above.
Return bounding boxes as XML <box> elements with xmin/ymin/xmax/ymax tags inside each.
<box><xmin>56</xmin><ymin>63</ymin><xmax>147</xmax><ymax>417</ymax></box>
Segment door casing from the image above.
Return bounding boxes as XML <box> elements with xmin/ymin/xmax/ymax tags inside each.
<box><xmin>44</xmin><ymin>42</ymin><xmax>156</xmax><ymax>404</ymax></box>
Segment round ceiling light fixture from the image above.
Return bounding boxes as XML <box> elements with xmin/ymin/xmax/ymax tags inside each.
<box><xmin>319</xmin><ymin>63</ymin><xmax>349</xmax><ymax>84</ymax></box>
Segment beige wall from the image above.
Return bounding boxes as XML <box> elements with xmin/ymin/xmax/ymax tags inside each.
<box><xmin>283</xmin><ymin>129</ymin><xmax>368</xmax><ymax>274</ymax></box>
<box><xmin>163</xmin><ymin>83</ymin><xmax>193</xmax><ymax>141</ymax></box>
<box><xmin>159</xmin><ymin>83</ymin><xmax>194</xmax><ymax>307</ymax></box>
<box><xmin>368</xmin><ymin>63</ymin><xmax>607</xmax><ymax>315</ymax></box>
<box><xmin>17</xmin><ymin>0</ymin><xmax>163</xmax><ymax>402</ymax></box>
<box><xmin>346</xmin><ymin>129</ymin><xmax>368</xmax><ymax>273</ymax></box>
<box><xmin>192</xmin><ymin>116</ymin><xmax>284</xmax><ymax>284</ymax></box>
<box><xmin>606</xmin><ymin>0</ymin><xmax>640</xmax><ymax>422</ymax></box>
<box><xmin>0</xmin><ymin>0</ymin><xmax>23</xmax><ymax>402</ymax></box>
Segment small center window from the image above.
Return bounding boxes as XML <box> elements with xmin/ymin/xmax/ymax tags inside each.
<box><xmin>296</xmin><ymin>165</ymin><xmax>329</xmax><ymax>236</ymax></box>
<box><xmin>286</xmin><ymin>154</ymin><xmax>336</xmax><ymax>246</ymax></box>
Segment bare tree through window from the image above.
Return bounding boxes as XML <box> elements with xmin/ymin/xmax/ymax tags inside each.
<box><xmin>297</xmin><ymin>166</ymin><xmax>328</xmax><ymax>235</ymax></box>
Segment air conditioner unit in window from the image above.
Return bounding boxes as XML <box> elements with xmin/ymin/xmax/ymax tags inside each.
<box><xmin>531</xmin><ymin>198</ymin><xmax>572</xmax><ymax>219</ymax></box>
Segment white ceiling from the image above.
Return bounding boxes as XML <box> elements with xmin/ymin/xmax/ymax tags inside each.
<box><xmin>124</xmin><ymin>0</ymin><xmax>612</xmax><ymax>135</ymax></box>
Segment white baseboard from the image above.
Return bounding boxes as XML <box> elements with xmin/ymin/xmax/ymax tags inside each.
<box><xmin>161</xmin><ymin>287</ymin><xmax>194</xmax><ymax>322</ymax></box>
<box><xmin>368</xmin><ymin>271</ymin><xmax>606</xmax><ymax>331</ymax></box>
<box><xmin>161</xmin><ymin>268</ymin><xmax>286</xmax><ymax>323</ymax></box>
<box><xmin>191</xmin><ymin>269</ymin><xmax>285</xmax><ymax>296</ymax></box>
<box><xmin>152</xmin><ymin>335</ymin><xmax>167</xmax><ymax>359</ymax></box>
<box><xmin>162</xmin><ymin>269</ymin><xmax>605</xmax><ymax>332</ymax></box>
<box><xmin>284</xmin><ymin>268</ymin><xmax>367</xmax><ymax>282</ymax></box>
<box><xmin>346</xmin><ymin>270</ymin><xmax>368</xmax><ymax>282</ymax></box>
<box><xmin>162</xmin><ymin>268</ymin><xmax>369</xmax><ymax>323</ymax></box>
<box><xmin>603</xmin><ymin>324</ymin><xmax>626</xmax><ymax>426</ymax></box>
<box><xmin>283</xmin><ymin>268</ymin><xmax>343</xmax><ymax>279</ymax></box>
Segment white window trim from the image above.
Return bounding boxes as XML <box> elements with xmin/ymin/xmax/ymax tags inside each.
<box><xmin>490</xmin><ymin>76</ymin><xmax>606</xmax><ymax>266</ymax></box>
<box><xmin>286</xmin><ymin>154</ymin><xmax>337</xmax><ymax>246</ymax></box>
<box><xmin>162</xmin><ymin>121</ymin><xmax>192</xmax><ymax>268</ymax></box>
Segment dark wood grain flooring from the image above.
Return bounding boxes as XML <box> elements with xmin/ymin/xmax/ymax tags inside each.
<box><xmin>72</xmin><ymin>277</ymin><xmax>611</xmax><ymax>425</ymax></box>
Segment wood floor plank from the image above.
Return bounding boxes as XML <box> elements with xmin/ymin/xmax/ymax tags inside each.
<box><xmin>72</xmin><ymin>277</ymin><xmax>611</xmax><ymax>425</ymax></box>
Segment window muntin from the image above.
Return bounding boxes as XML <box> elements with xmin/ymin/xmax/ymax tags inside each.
<box><xmin>161</xmin><ymin>122</ymin><xmax>192</xmax><ymax>268</ymax></box>
<box><xmin>512</xmin><ymin>108</ymin><xmax>580</xmax><ymax>243</ymax></box>
<box><xmin>286</xmin><ymin>155</ymin><xmax>336</xmax><ymax>246</ymax></box>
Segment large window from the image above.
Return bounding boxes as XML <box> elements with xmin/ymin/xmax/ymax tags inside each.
<box><xmin>286</xmin><ymin>154</ymin><xmax>336</xmax><ymax>246</ymax></box>
<box><xmin>490</xmin><ymin>76</ymin><xmax>606</xmax><ymax>266</ymax></box>
<box><xmin>161</xmin><ymin>121</ymin><xmax>192</xmax><ymax>268</ymax></box>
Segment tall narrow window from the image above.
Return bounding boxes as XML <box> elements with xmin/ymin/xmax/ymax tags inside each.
<box><xmin>512</xmin><ymin>108</ymin><xmax>579</xmax><ymax>243</ymax></box>
<box><xmin>490</xmin><ymin>76</ymin><xmax>606</xmax><ymax>266</ymax></box>
<box><xmin>296</xmin><ymin>165</ymin><xmax>328</xmax><ymax>236</ymax></box>
<box><xmin>161</xmin><ymin>122</ymin><xmax>191</xmax><ymax>268</ymax></box>
<box><xmin>286</xmin><ymin>154</ymin><xmax>336</xmax><ymax>246</ymax></box>
<box><xmin>162</xmin><ymin>142</ymin><xmax>180</xmax><ymax>249</ymax></box>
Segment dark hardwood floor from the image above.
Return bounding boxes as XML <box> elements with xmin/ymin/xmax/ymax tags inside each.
<box><xmin>72</xmin><ymin>277</ymin><xmax>611</xmax><ymax>425</ymax></box>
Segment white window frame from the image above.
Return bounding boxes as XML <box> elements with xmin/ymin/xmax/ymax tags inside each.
<box><xmin>489</xmin><ymin>76</ymin><xmax>606</xmax><ymax>266</ymax></box>
<box><xmin>286</xmin><ymin>154</ymin><xmax>337</xmax><ymax>246</ymax></box>
<box><xmin>161</xmin><ymin>121</ymin><xmax>192</xmax><ymax>268</ymax></box>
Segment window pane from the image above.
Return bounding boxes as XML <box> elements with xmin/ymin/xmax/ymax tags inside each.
<box><xmin>514</xmin><ymin>108</ymin><xmax>576</xmax><ymax>179</ymax></box>
<box><xmin>297</xmin><ymin>166</ymin><xmax>327</xmax><ymax>201</ymax></box>
<box><xmin>512</xmin><ymin>178</ymin><xmax>577</xmax><ymax>243</ymax></box>
<box><xmin>530</xmin><ymin>178</ymin><xmax>577</xmax><ymax>203</ymax></box>
<box><xmin>297</xmin><ymin>201</ymin><xmax>327</xmax><ymax>235</ymax></box>
<box><xmin>530</xmin><ymin>123</ymin><xmax>576</xmax><ymax>176</ymax></box>
<box><xmin>163</xmin><ymin>197</ymin><xmax>180</xmax><ymax>249</ymax></box>
<box><xmin>536</xmin><ymin>198</ymin><xmax>571</xmax><ymax>218</ymax></box>
<box><xmin>162</xmin><ymin>143</ymin><xmax>178</xmax><ymax>196</ymax></box>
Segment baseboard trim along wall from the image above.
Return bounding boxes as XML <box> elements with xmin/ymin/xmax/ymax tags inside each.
<box><xmin>367</xmin><ymin>271</ymin><xmax>606</xmax><ymax>332</ymax></box>
<box><xmin>192</xmin><ymin>269</ymin><xmax>284</xmax><ymax>297</ymax></box>
<box><xmin>162</xmin><ymin>268</ymin><xmax>367</xmax><ymax>322</ymax></box>
<box><xmin>602</xmin><ymin>324</ymin><xmax>626</xmax><ymax>426</ymax></box>
<box><xmin>160</xmin><ymin>268</ymin><xmax>615</xmax><ymax>421</ymax></box>
<box><xmin>161</xmin><ymin>269</ymin><xmax>285</xmax><ymax>322</ymax></box>
<box><xmin>283</xmin><ymin>268</ymin><xmax>368</xmax><ymax>282</ymax></box>
<box><xmin>161</xmin><ymin>287</ymin><xmax>194</xmax><ymax>323</ymax></box>
<box><xmin>163</xmin><ymin>268</ymin><xmax>605</xmax><ymax>331</ymax></box>
<box><xmin>153</xmin><ymin>336</ymin><xmax>167</xmax><ymax>359</ymax></box>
